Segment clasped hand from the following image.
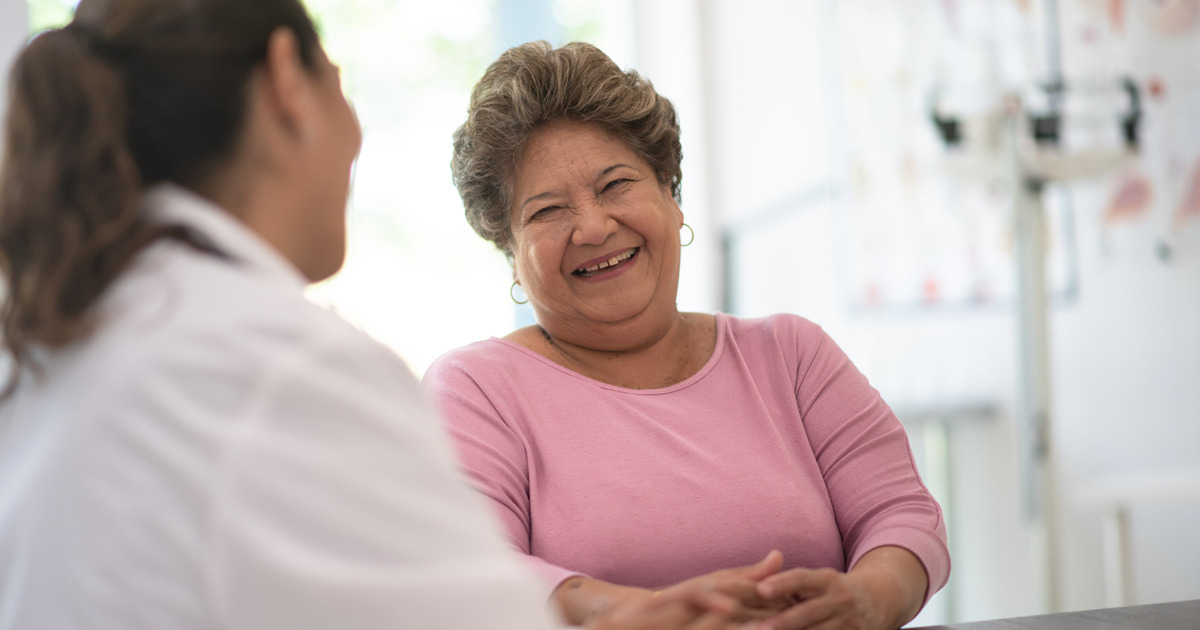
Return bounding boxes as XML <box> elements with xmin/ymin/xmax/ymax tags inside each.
<box><xmin>588</xmin><ymin>551</ymin><xmax>886</xmax><ymax>630</ymax></box>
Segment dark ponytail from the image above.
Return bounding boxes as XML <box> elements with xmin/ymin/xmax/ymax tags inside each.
<box><xmin>0</xmin><ymin>0</ymin><xmax>321</xmax><ymax>396</ymax></box>
<box><xmin>0</xmin><ymin>26</ymin><xmax>149</xmax><ymax>371</ymax></box>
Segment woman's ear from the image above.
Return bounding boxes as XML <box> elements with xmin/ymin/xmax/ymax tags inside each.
<box><xmin>259</xmin><ymin>27</ymin><xmax>312</xmax><ymax>141</ymax></box>
<box><xmin>664</xmin><ymin>184</ymin><xmax>684</xmax><ymax>225</ymax></box>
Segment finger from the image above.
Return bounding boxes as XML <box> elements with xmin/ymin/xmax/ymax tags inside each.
<box><xmin>742</xmin><ymin>550</ymin><xmax>785</xmax><ymax>581</ymax></box>
<box><xmin>701</xmin><ymin>579</ymin><xmax>791</xmax><ymax>616</ymax></box>
<box><xmin>660</xmin><ymin>582</ymin><xmax>744</xmax><ymax>617</ymax></box>
<box><xmin>800</xmin><ymin>615</ymin><xmax>848</xmax><ymax>630</ymax></box>
<box><xmin>695</xmin><ymin>590</ymin><xmax>743</xmax><ymax>616</ymax></box>
<box><xmin>667</xmin><ymin>576</ymin><xmax>757</xmax><ymax>612</ymax></box>
<box><xmin>729</xmin><ymin>607</ymin><xmax>781</xmax><ymax>622</ymax></box>
<box><xmin>719</xmin><ymin>550</ymin><xmax>784</xmax><ymax>583</ymax></box>
<box><xmin>712</xmin><ymin>577</ymin><xmax>785</xmax><ymax>610</ymax></box>
<box><xmin>599</xmin><ymin>596</ymin><xmax>694</xmax><ymax>630</ymax></box>
<box><xmin>756</xmin><ymin>568</ymin><xmax>834</xmax><ymax>601</ymax></box>
<box><xmin>759</xmin><ymin>596</ymin><xmax>839</xmax><ymax>630</ymax></box>
<box><xmin>684</xmin><ymin>611</ymin><xmax>741</xmax><ymax>630</ymax></box>
<box><xmin>707</xmin><ymin>583</ymin><xmax>783</xmax><ymax>621</ymax></box>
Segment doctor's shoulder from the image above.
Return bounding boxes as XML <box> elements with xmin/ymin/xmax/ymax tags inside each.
<box><xmin>93</xmin><ymin>239</ymin><xmax>421</xmax><ymax>403</ymax></box>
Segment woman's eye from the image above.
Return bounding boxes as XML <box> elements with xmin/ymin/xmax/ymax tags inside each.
<box><xmin>603</xmin><ymin>178</ymin><xmax>630</xmax><ymax>191</ymax></box>
<box><xmin>531</xmin><ymin>206</ymin><xmax>558</xmax><ymax>220</ymax></box>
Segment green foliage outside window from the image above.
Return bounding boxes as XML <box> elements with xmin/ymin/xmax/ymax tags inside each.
<box><xmin>26</xmin><ymin>0</ymin><xmax>76</xmax><ymax>34</ymax></box>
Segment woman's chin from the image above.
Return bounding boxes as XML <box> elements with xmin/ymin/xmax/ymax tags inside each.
<box><xmin>569</xmin><ymin>296</ymin><xmax>674</xmax><ymax>332</ymax></box>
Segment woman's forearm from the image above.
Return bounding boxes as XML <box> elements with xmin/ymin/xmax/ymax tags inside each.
<box><xmin>553</xmin><ymin>576</ymin><xmax>653</xmax><ymax>626</ymax></box>
<box><xmin>846</xmin><ymin>546</ymin><xmax>929</xmax><ymax>629</ymax></box>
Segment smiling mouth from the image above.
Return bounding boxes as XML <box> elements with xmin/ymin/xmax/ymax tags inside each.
<box><xmin>573</xmin><ymin>247</ymin><xmax>638</xmax><ymax>278</ymax></box>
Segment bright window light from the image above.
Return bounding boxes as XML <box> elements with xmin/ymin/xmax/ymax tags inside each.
<box><xmin>23</xmin><ymin>0</ymin><xmax>617</xmax><ymax>377</ymax></box>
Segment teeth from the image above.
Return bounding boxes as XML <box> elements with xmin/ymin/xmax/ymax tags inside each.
<box><xmin>578</xmin><ymin>248</ymin><xmax>636</xmax><ymax>274</ymax></box>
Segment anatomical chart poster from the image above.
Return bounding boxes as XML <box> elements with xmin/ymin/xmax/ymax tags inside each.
<box><xmin>1059</xmin><ymin>0</ymin><xmax>1200</xmax><ymax>263</ymax></box>
<box><xmin>834</xmin><ymin>0</ymin><xmax>1200</xmax><ymax>312</ymax></box>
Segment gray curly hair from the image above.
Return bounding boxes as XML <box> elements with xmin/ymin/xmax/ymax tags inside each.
<box><xmin>450</xmin><ymin>41</ymin><xmax>683</xmax><ymax>258</ymax></box>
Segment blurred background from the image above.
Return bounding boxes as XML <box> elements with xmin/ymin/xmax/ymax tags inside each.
<box><xmin>1</xmin><ymin>0</ymin><xmax>1198</xmax><ymax>626</ymax></box>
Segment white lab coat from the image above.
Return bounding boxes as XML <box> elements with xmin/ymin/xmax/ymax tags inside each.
<box><xmin>0</xmin><ymin>185</ymin><xmax>559</xmax><ymax>630</ymax></box>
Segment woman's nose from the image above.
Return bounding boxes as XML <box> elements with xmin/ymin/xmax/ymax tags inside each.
<box><xmin>570</xmin><ymin>202</ymin><xmax>618</xmax><ymax>247</ymax></box>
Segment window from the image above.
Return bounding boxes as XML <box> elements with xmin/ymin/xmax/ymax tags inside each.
<box><xmin>23</xmin><ymin>0</ymin><xmax>624</xmax><ymax>376</ymax></box>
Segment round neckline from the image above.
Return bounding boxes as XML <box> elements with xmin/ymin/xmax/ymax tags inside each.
<box><xmin>487</xmin><ymin>312</ymin><xmax>729</xmax><ymax>395</ymax></box>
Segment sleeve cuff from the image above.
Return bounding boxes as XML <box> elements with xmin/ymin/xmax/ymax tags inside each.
<box><xmin>846</xmin><ymin>526</ymin><xmax>951</xmax><ymax>609</ymax></box>
<box><xmin>517</xmin><ymin>553</ymin><xmax>590</xmax><ymax>603</ymax></box>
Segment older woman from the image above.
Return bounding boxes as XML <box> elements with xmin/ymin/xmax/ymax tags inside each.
<box><xmin>425</xmin><ymin>42</ymin><xmax>949</xmax><ymax>630</ymax></box>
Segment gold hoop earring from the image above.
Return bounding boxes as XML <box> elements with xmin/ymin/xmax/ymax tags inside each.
<box><xmin>681</xmin><ymin>223</ymin><xmax>694</xmax><ymax>247</ymax></box>
<box><xmin>510</xmin><ymin>280</ymin><xmax>529</xmax><ymax>305</ymax></box>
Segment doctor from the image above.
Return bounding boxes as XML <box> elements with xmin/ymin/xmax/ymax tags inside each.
<box><xmin>0</xmin><ymin>1</ymin><xmax>747</xmax><ymax>628</ymax></box>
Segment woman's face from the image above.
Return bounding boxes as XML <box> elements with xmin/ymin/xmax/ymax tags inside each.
<box><xmin>199</xmin><ymin>34</ymin><xmax>360</xmax><ymax>283</ymax></box>
<box><xmin>509</xmin><ymin>120</ymin><xmax>684</xmax><ymax>347</ymax></box>
<box><xmin>300</xmin><ymin>47</ymin><xmax>361</xmax><ymax>282</ymax></box>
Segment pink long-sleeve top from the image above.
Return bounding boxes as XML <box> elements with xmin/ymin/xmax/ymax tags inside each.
<box><xmin>423</xmin><ymin>313</ymin><xmax>950</xmax><ymax>604</ymax></box>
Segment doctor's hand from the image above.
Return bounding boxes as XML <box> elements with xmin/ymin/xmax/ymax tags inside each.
<box><xmin>746</xmin><ymin>546</ymin><xmax>928</xmax><ymax>630</ymax></box>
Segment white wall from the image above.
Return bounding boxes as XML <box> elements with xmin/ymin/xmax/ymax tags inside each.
<box><xmin>629</xmin><ymin>0</ymin><xmax>720</xmax><ymax>313</ymax></box>
<box><xmin>1052</xmin><ymin>179</ymin><xmax>1200</xmax><ymax>610</ymax></box>
<box><xmin>638</xmin><ymin>0</ymin><xmax>1200</xmax><ymax>623</ymax></box>
<box><xmin>0</xmin><ymin>0</ymin><xmax>29</xmax><ymax>131</ymax></box>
